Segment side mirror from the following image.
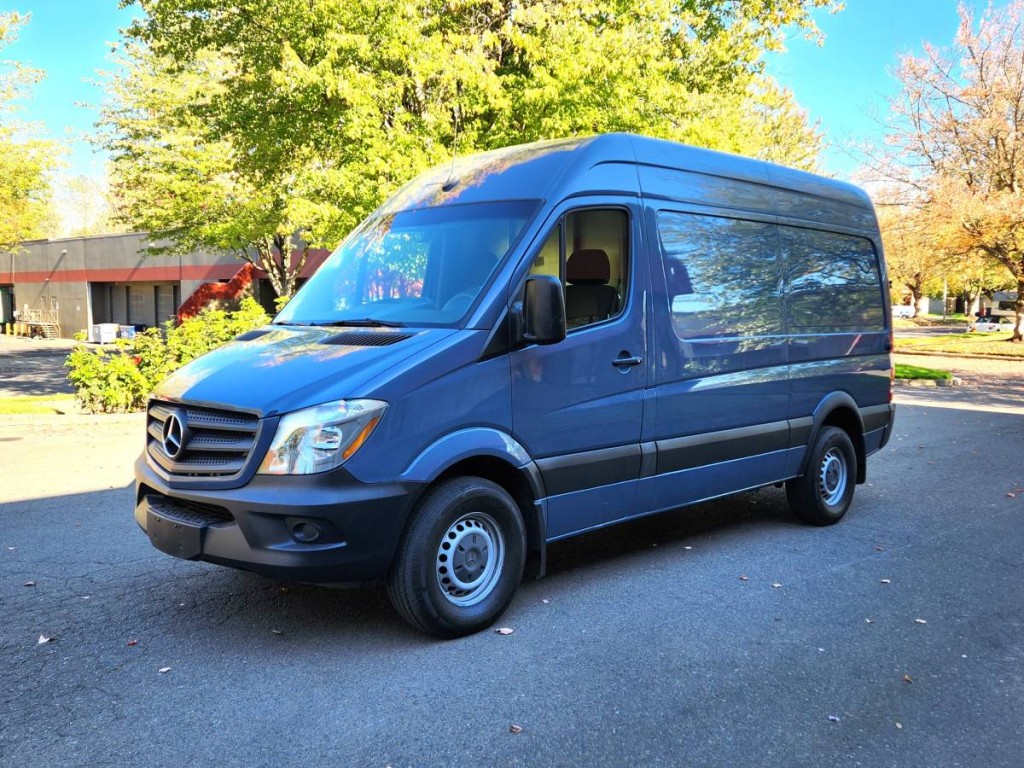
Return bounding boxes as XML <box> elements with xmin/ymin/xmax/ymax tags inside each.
<box><xmin>522</xmin><ymin>275</ymin><xmax>566</xmax><ymax>345</ymax></box>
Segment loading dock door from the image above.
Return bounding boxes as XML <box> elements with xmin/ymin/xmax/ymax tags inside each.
<box><xmin>156</xmin><ymin>284</ymin><xmax>176</xmax><ymax>326</ymax></box>
<box><xmin>0</xmin><ymin>285</ymin><xmax>13</xmax><ymax>325</ymax></box>
<box><xmin>111</xmin><ymin>286</ymin><xmax>127</xmax><ymax>325</ymax></box>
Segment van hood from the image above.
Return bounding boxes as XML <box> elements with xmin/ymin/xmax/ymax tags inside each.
<box><xmin>152</xmin><ymin>325</ymin><xmax>456</xmax><ymax>416</ymax></box>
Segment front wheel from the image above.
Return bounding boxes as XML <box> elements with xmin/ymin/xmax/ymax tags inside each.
<box><xmin>387</xmin><ymin>477</ymin><xmax>526</xmax><ymax>638</ymax></box>
<box><xmin>786</xmin><ymin>426</ymin><xmax>857</xmax><ymax>526</ymax></box>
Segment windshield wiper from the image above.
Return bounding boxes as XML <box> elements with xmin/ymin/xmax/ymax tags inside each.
<box><xmin>308</xmin><ymin>318</ymin><xmax>406</xmax><ymax>328</ymax></box>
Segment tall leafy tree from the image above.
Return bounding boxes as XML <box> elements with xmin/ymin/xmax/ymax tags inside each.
<box><xmin>876</xmin><ymin>203</ymin><xmax>944</xmax><ymax>315</ymax></box>
<box><xmin>104</xmin><ymin>0</ymin><xmax>837</xmax><ymax>299</ymax></box>
<box><xmin>0</xmin><ymin>12</ymin><xmax>59</xmax><ymax>253</ymax></box>
<box><xmin>878</xmin><ymin>1</ymin><xmax>1024</xmax><ymax>339</ymax></box>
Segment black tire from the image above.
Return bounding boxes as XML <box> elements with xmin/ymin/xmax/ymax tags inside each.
<box><xmin>387</xmin><ymin>476</ymin><xmax>526</xmax><ymax>638</ymax></box>
<box><xmin>786</xmin><ymin>426</ymin><xmax>858</xmax><ymax>526</ymax></box>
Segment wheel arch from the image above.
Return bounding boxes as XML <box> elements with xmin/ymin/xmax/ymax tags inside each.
<box><xmin>400</xmin><ymin>428</ymin><xmax>547</xmax><ymax>578</ymax></box>
<box><xmin>802</xmin><ymin>392</ymin><xmax>867</xmax><ymax>484</ymax></box>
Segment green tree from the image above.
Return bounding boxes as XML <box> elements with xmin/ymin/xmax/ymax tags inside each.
<box><xmin>51</xmin><ymin>173</ymin><xmax>128</xmax><ymax>237</ymax></box>
<box><xmin>0</xmin><ymin>12</ymin><xmax>60</xmax><ymax>252</ymax></box>
<box><xmin>104</xmin><ymin>0</ymin><xmax>837</xmax><ymax>300</ymax></box>
<box><xmin>879</xmin><ymin>1</ymin><xmax>1024</xmax><ymax>339</ymax></box>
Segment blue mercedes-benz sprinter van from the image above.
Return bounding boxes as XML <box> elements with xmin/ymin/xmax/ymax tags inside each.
<box><xmin>135</xmin><ymin>134</ymin><xmax>895</xmax><ymax>637</ymax></box>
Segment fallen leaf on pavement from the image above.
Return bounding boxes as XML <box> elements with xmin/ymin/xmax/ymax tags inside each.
<box><xmin>508</xmin><ymin>725</ymin><xmax>523</xmax><ymax>734</ymax></box>
<box><xmin>158</xmin><ymin>667</ymin><xmax>172</xmax><ymax>674</ymax></box>
<box><xmin>914</xmin><ymin>618</ymin><xmax>927</xmax><ymax>624</ymax></box>
<box><xmin>902</xmin><ymin>674</ymin><xmax>913</xmax><ymax>684</ymax></box>
<box><xmin>37</xmin><ymin>634</ymin><xmax>54</xmax><ymax>645</ymax></box>
<box><xmin>23</xmin><ymin>581</ymin><xmax>35</xmax><ymax>587</ymax></box>
<box><xmin>495</xmin><ymin>627</ymin><xmax>514</xmax><ymax>636</ymax></box>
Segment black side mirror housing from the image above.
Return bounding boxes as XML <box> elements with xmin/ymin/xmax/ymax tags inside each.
<box><xmin>522</xmin><ymin>274</ymin><xmax>566</xmax><ymax>345</ymax></box>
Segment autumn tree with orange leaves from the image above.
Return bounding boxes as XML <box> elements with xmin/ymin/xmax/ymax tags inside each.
<box><xmin>880</xmin><ymin>1</ymin><xmax>1024</xmax><ymax>339</ymax></box>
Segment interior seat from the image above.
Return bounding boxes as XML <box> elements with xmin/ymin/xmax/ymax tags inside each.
<box><xmin>565</xmin><ymin>249</ymin><xmax>618</xmax><ymax>327</ymax></box>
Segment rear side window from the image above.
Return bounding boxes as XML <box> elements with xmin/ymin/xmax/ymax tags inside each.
<box><xmin>780</xmin><ymin>227</ymin><xmax>884</xmax><ymax>329</ymax></box>
<box><xmin>656</xmin><ymin>211</ymin><xmax>782</xmax><ymax>339</ymax></box>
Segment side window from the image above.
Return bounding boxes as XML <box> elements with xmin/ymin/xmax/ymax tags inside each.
<box><xmin>656</xmin><ymin>211</ymin><xmax>781</xmax><ymax>339</ymax></box>
<box><xmin>529</xmin><ymin>208</ymin><xmax>630</xmax><ymax>330</ymax></box>
<box><xmin>780</xmin><ymin>227</ymin><xmax>884</xmax><ymax>329</ymax></box>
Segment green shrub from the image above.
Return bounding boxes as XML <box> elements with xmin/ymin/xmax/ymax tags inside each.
<box><xmin>65</xmin><ymin>297</ymin><xmax>270</xmax><ymax>413</ymax></box>
<box><xmin>65</xmin><ymin>341</ymin><xmax>152</xmax><ymax>413</ymax></box>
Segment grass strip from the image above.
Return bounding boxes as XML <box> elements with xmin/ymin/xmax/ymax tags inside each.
<box><xmin>894</xmin><ymin>363</ymin><xmax>952</xmax><ymax>381</ymax></box>
<box><xmin>894</xmin><ymin>332</ymin><xmax>1024</xmax><ymax>358</ymax></box>
<box><xmin>0</xmin><ymin>394</ymin><xmax>76</xmax><ymax>415</ymax></box>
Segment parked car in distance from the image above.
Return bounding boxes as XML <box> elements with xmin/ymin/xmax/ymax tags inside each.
<box><xmin>892</xmin><ymin>305</ymin><xmax>915</xmax><ymax>318</ymax></box>
<box><xmin>133</xmin><ymin>133</ymin><xmax>896</xmax><ymax>638</ymax></box>
<box><xmin>969</xmin><ymin>316</ymin><xmax>1015</xmax><ymax>332</ymax></box>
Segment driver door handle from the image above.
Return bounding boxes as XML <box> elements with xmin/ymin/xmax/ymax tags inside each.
<box><xmin>613</xmin><ymin>354</ymin><xmax>643</xmax><ymax>368</ymax></box>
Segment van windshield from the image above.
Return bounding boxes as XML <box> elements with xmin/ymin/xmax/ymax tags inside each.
<box><xmin>275</xmin><ymin>200</ymin><xmax>539</xmax><ymax>328</ymax></box>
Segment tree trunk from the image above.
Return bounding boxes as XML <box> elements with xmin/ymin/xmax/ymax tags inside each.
<box><xmin>236</xmin><ymin>236</ymin><xmax>302</xmax><ymax>306</ymax></box>
<box><xmin>271</xmin><ymin>234</ymin><xmax>297</xmax><ymax>301</ymax></box>
<box><xmin>909</xmin><ymin>285</ymin><xmax>924</xmax><ymax>316</ymax></box>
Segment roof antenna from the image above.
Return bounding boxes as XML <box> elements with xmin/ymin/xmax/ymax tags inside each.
<box><xmin>442</xmin><ymin>103</ymin><xmax>460</xmax><ymax>192</ymax></box>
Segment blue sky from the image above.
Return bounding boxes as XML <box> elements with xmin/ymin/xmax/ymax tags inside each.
<box><xmin>764</xmin><ymin>0</ymin><xmax>989</xmax><ymax>178</ymax></box>
<box><xmin>4</xmin><ymin>0</ymin><xmax>138</xmax><ymax>177</ymax></box>
<box><xmin>1</xmin><ymin>0</ymin><xmax>997</xmax><ymax>181</ymax></box>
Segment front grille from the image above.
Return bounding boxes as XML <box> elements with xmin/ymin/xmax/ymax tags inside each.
<box><xmin>147</xmin><ymin>400</ymin><xmax>261</xmax><ymax>480</ymax></box>
<box><xmin>147</xmin><ymin>494</ymin><xmax>234</xmax><ymax>527</ymax></box>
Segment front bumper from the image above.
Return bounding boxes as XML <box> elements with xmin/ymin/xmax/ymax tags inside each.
<box><xmin>134</xmin><ymin>454</ymin><xmax>423</xmax><ymax>585</ymax></box>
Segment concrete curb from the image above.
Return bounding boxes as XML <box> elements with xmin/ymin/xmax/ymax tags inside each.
<box><xmin>895</xmin><ymin>376</ymin><xmax>963</xmax><ymax>388</ymax></box>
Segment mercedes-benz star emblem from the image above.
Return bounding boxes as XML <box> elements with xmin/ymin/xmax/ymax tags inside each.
<box><xmin>162</xmin><ymin>412</ymin><xmax>187</xmax><ymax>459</ymax></box>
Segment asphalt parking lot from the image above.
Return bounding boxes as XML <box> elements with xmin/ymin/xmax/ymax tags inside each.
<box><xmin>1</xmin><ymin>351</ymin><xmax>1023</xmax><ymax>767</ymax></box>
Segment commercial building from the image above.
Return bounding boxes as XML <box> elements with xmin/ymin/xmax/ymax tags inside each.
<box><xmin>0</xmin><ymin>233</ymin><xmax>327</xmax><ymax>339</ymax></box>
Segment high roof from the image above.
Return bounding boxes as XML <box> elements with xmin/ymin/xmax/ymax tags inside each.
<box><xmin>380</xmin><ymin>133</ymin><xmax>873</xmax><ymax>220</ymax></box>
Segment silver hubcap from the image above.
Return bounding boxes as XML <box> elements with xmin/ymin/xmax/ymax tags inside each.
<box><xmin>435</xmin><ymin>512</ymin><xmax>505</xmax><ymax>607</ymax></box>
<box><xmin>818</xmin><ymin>448</ymin><xmax>847</xmax><ymax>506</ymax></box>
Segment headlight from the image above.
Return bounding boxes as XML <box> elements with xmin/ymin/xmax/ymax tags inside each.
<box><xmin>258</xmin><ymin>399</ymin><xmax>387</xmax><ymax>475</ymax></box>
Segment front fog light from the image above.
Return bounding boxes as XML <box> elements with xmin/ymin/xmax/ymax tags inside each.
<box><xmin>258</xmin><ymin>399</ymin><xmax>387</xmax><ymax>475</ymax></box>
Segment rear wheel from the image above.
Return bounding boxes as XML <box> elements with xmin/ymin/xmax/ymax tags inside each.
<box><xmin>786</xmin><ymin>426</ymin><xmax>857</xmax><ymax>526</ymax></box>
<box><xmin>387</xmin><ymin>476</ymin><xmax>526</xmax><ymax>638</ymax></box>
